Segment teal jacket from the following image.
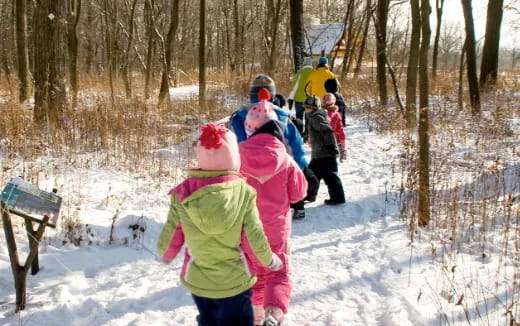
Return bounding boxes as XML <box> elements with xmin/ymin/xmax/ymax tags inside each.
<box><xmin>157</xmin><ymin>170</ymin><xmax>273</xmax><ymax>298</ymax></box>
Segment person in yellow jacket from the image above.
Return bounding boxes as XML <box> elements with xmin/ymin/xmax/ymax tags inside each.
<box><xmin>304</xmin><ymin>57</ymin><xmax>340</xmax><ymax>98</ymax></box>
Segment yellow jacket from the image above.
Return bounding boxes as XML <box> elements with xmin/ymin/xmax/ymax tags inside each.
<box><xmin>305</xmin><ymin>67</ymin><xmax>340</xmax><ymax>98</ymax></box>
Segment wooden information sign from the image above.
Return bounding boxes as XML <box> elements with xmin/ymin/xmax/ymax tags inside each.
<box><xmin>1</xmin><ymin>177</ymin><xmax>62</xmax><ymax>312</ymax></box>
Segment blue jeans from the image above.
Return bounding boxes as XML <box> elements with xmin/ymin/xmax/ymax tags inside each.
<box><xmin>192</xmin><ymin>289</ymin><xmax>253</xmax><ymax>326</ymax></box>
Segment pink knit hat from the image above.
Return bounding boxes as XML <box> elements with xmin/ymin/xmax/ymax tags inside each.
<box><xmin>196</xmin><ymin>123</ymin><xmax>240</xmax><ymax>171</ymax></box>
<box><xmin>244</xmin><ymin>88</ymin><xmax>278</xmax><ymax>137</ymax></box>
<box><xmin>322</xmin><ymin>93</ymin><xmax>336</xmax><ymax>106</ymax></box>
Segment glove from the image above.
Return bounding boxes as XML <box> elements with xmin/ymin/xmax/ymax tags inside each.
<box><xmin>288</xmin><ymin>99</ymin><xmax>294</xmax><ymax>110</ymax></box>
<box><xmin>339</xmin><ymin>145</ymin><xmax>346</xmax><ymax>162</ymax></box>
<box><xmin>267</xmin><ymin>253</ymin><xmax>283</xmax><ymax>271</ymax></box>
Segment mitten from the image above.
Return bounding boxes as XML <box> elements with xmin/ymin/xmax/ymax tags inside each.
<box><xmin>267</xmin><ymin>253</ymin><xmax>283</xmax><ymax>271</ymax></box>
<box><xmin>339</xmin><ymin>145</ymin><xmax>346</xmax><ymax>162</ymax></box>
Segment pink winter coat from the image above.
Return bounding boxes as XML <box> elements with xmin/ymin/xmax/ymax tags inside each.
<box><xmin>239</xmin><ymin>133</ymin><xmax>307</xmax><ymax>313</ymax></box>
<box><xmin>326</xmin><ymin>106</ymin><xmax>346</xmax><ymax>148</ymax></box>
<box><xmin>239</xmin><ymin>133</ymin><xmax>307</xmax><ymax>246</ymax></box>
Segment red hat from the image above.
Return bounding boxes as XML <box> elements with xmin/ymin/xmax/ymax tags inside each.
<box><xmin>196</xmin><ymin>123</ymin><xmax>240</xmax><ymax>171</ymax></box>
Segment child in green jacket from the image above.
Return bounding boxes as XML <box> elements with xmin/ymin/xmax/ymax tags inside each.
<box><xmin>158</xmin><ymin>122</ymin><xmax>282</xmax><ymax>326</ymax></box>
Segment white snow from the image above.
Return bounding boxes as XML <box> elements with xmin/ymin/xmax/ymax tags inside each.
<box><xmin>0</xmin><ymin>87</ymin><xmax>517</xmax><ymax>325</ymax></box>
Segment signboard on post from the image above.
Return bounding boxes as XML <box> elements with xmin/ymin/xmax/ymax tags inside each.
<box><xmin>1</xmin><ymin>177</ymin><xmax>62</xmax><ymax>311</ymax></box>
<box><xmin>1</xmin><ymin>177</ymin><xmax>61</xmax><ymax>226</ymax></box>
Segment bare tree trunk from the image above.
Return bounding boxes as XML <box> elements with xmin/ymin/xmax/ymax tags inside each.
<box><xmin>340</xmin><ymin>0</ymin><xmax>356</xmax><ymax>78</ymax></box>
<box><xmin>480</xmin><ymin>0</ymin><xmax>504</xmax><ymax>90</ymax></box>
<box><xmin>104</xmin><ymin>0</ymin><xmax>115</xmax><ymax>105</ymax></box>
<box><xmin>34</xmin><ymin>0</ymin><xmax>68</xmax><ymax>122</ymax></box>
<box><xmin>67</xmin><ymin>0</ymin><xmax>81</xmax><ymax>108</ymax></box>
<box><xmin>85</xmin><ymin>2</ymin><xmax>95</xmax><ymax>73</ymax></box>
<box><xmin>354</xmin><ymin>0</ymin><xmax>372</xmax><ymax>78</ymax></box>
<box><xmin>289</xmin><ymin>0</ymin><xmax>305</xmax><ymax>72</ymax></box>
<box><xmin>266</xmin><ymin>0</ymin><xmax>284</xmax><ymax>74</ymax></box>
<box><xmin>375</xmin><ymin>0</ymin><xmax>389</xmax><ymax>106</ymax></box>
<box><xmin>458</xmin><ymin>40</ymin><xmax>466</xmax><ymax>111</ymax></box>
<box><xmin>158</xmin><ymin>0</ymin><xmax>181</xmax><ymax>104</ymax></box>
<box><xmin>144</xmin><ymin>0</ymin><xmax>154</xmax><ymax>99</ymax></box>
<box><xmin>406</xmin><ymin>0</ymin><xmax>420</xmax><ymax>128</ymax></box>
<box><xmin>345</xmin><ymin>10</ymin><xmax>363</xmax><ymax>75</ymax></box>
<box><xmin>461</xmin><ymin>0</ymin><xmax>481</xmax><ymax>114</ymax></box>
<box><xmin>122</xmin><ymin>0</ymin><xmax>138</xmax><ymax>99</ymax></box>
<box><xmin>232</xmin><ymin>0</ymin><xmax>241</xmax><ymax>73</ymax></box>
<box><xmin>199</xmin><ymin>0</ymin><xmax>206</xmax><ymax>105</ymax></box>
<box><xmin>418</xmin><ymin>0</ymin><xmax>431</xmax><ymax>227</ymax></box>
<box><xmin>432</xmin><ymin>0</ymin><xmax>444</xmax><ymax>78</ymax></box>
<box><xmin>1</xmin><ymin>2</ymin><xmax>14</xmax><ymax>91</ymax></box>
<box><xmin>15</xmin><ymin>0</ymin><xmax>31</xmax><ymax>102</ymax></box>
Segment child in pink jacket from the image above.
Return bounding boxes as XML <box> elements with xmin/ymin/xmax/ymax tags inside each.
<box><xmin>323</xmin><ymin>93</ymin><xmax>346</xmax><ymax>162</ymax></box>
<box><xmin>239</xmin><ymin>88</ymin><xmax>308</xmax><ymax>326</ymax></box>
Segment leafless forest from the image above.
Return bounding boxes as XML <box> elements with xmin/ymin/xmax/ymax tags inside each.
<box><xmin>1</xmin><ymin>0</ymin><xmax>520</xmax><ymax>323</ymax></box>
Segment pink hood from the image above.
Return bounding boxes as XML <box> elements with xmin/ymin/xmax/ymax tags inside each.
<box><xmin>239</xmin><ymin>134</ymin><xmax>288</xmax><ymax>184</ymax></box>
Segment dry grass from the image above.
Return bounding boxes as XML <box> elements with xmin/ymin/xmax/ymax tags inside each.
<box><xmin>1</xmin><ymin>70</ymin><xmax>519</xmax><ymax>324</ymax></box>
<box><xmin>387</xmin><ymin>72</ymin><xmax>520</xmax><ymax>325</ymax></box>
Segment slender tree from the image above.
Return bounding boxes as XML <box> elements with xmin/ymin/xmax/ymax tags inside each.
<box><xmin>144</xmin><ymin>0</ymin><xmax>155</xmax><ymax>99</ymax></box>
<box><xmin>418</xmin><ymin>0</ymin><xmax>431</xmax><ymax>227</ymax></box>
<box><xmin>158</xmin><ymin>0</ymin><xmax>181</xmax><ymax>103</ymax></box>
<box><xmin>375</xmin><ymin>0</ymin><xmax>389</xmax><ymax>106</ymax></box>
<box><xmin>15</xmin><ymin>0</ymin><xmax>31</xmax><ymax>102</ymax></box>
<box><xmin>199</xmin><ymin>0</ymin><xmax>206</xmax><ymax>105</ymax></box>
<box><xmin>461</xmin><ymin>0</ymin><xmax>480</xmax><ymax>114</ymax></box>
<box><xmin>122</xmin><ymin>0</ymin><xmax>138</xmax><ymax>99</ymax></box>
<box><xmin>67</xmin><ymin>0</ymin><xmax>81</xmax><ymax>108</ymax></box>
<box><xmin>289</xmin><ymin>0</ymin><xmax>305</xmax><ymax>72</ymax></box>
<box><xmin>266</xmin><ymin>0</ymin><xmax>284</xmax><ymax>73</ymax></box>
<box><xmin>406</xmin><ymin>0</ymin><xmax>420</xmax><ymax>128</ymax></box>
<box><xmin>84</xmin><ymin>2</ymin><xmax>95</xmax><ymax>73</ymax></box>
<box><xmin>480</xmin><ymin>0</ymin><xmax>504</xmax><ymax>89</ymax></box>
<box><xmin>431</xmin><ymin>0</ymin><xmax>445</xmax><ymax>78</ymax></box>
<box><xmin>354</xmin><ymin>0</ymin><xmax>372</xmax><ymax>78</ymax></box>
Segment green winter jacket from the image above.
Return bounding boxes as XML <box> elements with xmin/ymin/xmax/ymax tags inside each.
<box><xmin>157</xmin><ymin>170</ymin><xmax>273</xmax><ymax>299</ymax></box>
<box><xmin>289</xmin><ymin>66</ymin><xmax>314</xmax><ymax>103</ymax></box>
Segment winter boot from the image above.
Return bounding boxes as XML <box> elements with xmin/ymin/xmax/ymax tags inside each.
<box><xmin>324</xmin><ymin>199</ymin><xmax>346</xmax><ymax>205</ymax></box>
<box><xmin>292</xmin><ymin>209</ymin><xmax>305</xmax><ymax>220</ymax></box>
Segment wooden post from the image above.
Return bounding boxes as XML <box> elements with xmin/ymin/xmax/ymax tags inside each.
<box><xmin>1</xmin><ymin>201</ymin><xmax>50</xmax><ymax>312</ymax></box>
<box><xmin>1</xmin><ymin>202</ymin><xmax>25</xmax><ymax>311</ymax></box>
<box><xmin>24</xmin><ymin>221</ymin><xmax>39</xmax><ymax>275</ymax></box>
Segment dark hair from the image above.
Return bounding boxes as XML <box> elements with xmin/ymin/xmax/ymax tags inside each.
<box><xmin>317</xmin><ymin>63</ymin><xmax>328</xmax><ymax>68</ymax></box>
<box><xmin>324</xmin><ymin>78</ymin><xmax>339</xmax><ymax>93</ymax></box>
<box><xmin>273</xmin><ymin>94</ymin><xmax>286</xmax><ymax>108</ymax></box>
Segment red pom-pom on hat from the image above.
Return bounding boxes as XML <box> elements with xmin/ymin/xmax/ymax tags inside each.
<box><xmin>199</xmin><ymin>123</ymin><xmax>228</xmax><ymax>149</ymax></box>
<box><xmin>257</xmin><ymin>88</ymin><xmax>271</xmax><ymax>101</ymax></box>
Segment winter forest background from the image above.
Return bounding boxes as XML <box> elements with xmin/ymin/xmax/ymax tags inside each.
<box><xmin>0</xmin><ymin>0</ymin><xmax>520</xmax><ymax>325</ymax></box>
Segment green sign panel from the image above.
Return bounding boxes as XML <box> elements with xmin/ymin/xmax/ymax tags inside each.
<box><xmin>1</xmin><ymin>177</ymin><xmax>62</xmax><ymax>225</ymax></box>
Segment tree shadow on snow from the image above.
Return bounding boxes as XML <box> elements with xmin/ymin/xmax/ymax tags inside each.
<box><xmin>291</xmin><ymin>190</ymin><xmax>401</xmax><ymax>237</ymax></box>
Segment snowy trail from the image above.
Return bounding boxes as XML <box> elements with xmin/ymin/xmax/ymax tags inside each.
<box><xmin>287</xmin><ymin>122</ymin><xmax>421</xmax><ymax>326</ymax></box>
<box><xmin>0</xmin><ymin>118</ymin><xmax>436</xmax><ymax>326</ymax></box>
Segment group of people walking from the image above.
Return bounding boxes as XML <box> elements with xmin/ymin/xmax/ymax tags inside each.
<box><xmin>157</xmin><ymin>56</ymin><xmax>347</xmax><ymax>326</ymax></box>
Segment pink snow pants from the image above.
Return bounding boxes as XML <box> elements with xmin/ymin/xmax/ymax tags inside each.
<box><xmin>251</xmin><ymin>237</ymin><xmax>291</xmax><ymax>313</ymax></box>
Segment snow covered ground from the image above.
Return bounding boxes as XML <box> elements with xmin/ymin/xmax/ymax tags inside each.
<box><xmin>1</xmin><ymin>93</ymin><xmax>517</xmax><ymax>325</ymax></box>
<box><xmin>0</xmin><ymin>115</ymin><xmax>440</xmax><ymax>326</ymax></box>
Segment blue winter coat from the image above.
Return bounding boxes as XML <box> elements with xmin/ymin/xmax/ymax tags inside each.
<box><xmin>230</xmin><ymin>105</ymin><xmax>308</xmax><ymax>170</ymax></box>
